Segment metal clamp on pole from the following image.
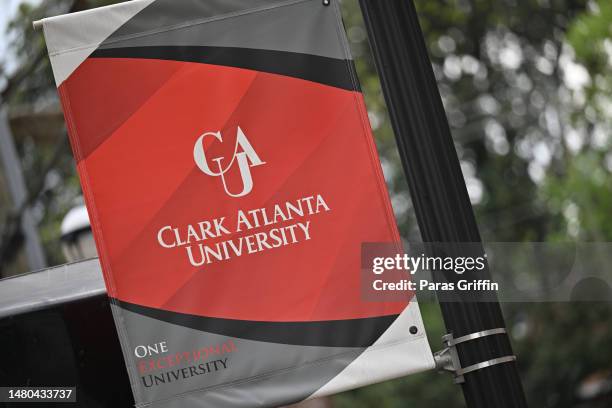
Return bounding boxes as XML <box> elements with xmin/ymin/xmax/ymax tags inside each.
<box><xmin>434</xmin><ymin>328</ymin><xmax>516</xmax><ymax>384</ymax></box>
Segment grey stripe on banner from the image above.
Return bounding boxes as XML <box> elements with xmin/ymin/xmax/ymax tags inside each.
<box><xmin>99</xmin><ymin>0</ymin><xmax>349</xmax><ymax>61</ymax></box>
<box><xmin>113</xmin><ymin>305</ymin><xmax>364</xmax><ymax>408</ymax></box>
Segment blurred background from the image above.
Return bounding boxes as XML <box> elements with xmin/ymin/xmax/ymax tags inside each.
<box><xmin>0</xmin><ymin>0</ymin><xmax>611</xmax><ymax>407</ymax></box>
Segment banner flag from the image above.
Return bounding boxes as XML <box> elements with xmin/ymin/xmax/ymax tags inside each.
<box><xmin>38</xmin><ymin>0</ymin><xmax>434</xmax><ymax>406</ymax></box>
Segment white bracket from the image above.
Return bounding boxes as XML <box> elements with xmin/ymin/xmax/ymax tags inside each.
<box><xmin>433</xmin><ymin>328</ymin><xmax>516</xmax><ymax>384</ymax></box>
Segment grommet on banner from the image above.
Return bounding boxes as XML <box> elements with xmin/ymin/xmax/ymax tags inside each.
<box><xmin>322</xmin><ymin>0</ymin><xmax>330</xmax><ymax>6</ymax></box>
<box><xmin>434</xmin><ymin>328</ymin><xmax>516</xmax><ymax>384</ymax></box>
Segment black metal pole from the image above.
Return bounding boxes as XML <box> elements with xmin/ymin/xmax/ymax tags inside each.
<box><xmin>357</xmin><ymin>1</ymin><xmax>528</xmax><ymax>407</ymax></box>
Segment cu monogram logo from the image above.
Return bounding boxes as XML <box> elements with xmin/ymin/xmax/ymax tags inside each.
<box><xmin>193</xmin><ymin>126</ymin><xmax>265</xmax><ymax>198</ymax></box>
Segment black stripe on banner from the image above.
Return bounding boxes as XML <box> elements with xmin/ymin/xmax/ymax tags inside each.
<box><xmin>90</xmin><ymin>46</ymin><xmax>359</xmax><ymax>92</ymax></box>
<box><xmin>112</xmin><ymin>298</ymin><xmax>396</xmax><ymax>347</ymax></box>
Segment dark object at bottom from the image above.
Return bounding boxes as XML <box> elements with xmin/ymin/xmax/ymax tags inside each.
<box><xmin>0</xmin><ymin>295</ymin><xmax>133</xmax><ymax>408</ymax></box>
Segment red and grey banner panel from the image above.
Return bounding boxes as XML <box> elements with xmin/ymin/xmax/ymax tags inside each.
<box><xmin>40</xmin><ymin>0</ymin><xmax>434</xmax><ymax>406</ymax></box>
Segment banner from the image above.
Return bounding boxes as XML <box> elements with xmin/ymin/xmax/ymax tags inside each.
<box><xmin>39</xmin><ymin>0</ymin><xmax>434</xmax><ymax>406</ymax></box>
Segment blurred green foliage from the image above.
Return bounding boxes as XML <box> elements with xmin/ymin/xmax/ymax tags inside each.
<box><xmin>335</xmin><ymin>0</ymin><xmax>612</xmax><ymax>407</ymax></box>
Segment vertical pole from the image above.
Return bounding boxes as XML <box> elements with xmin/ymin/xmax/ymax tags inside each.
<box><xmin>357</xmin><ymin>1</ymin><xmax>528</xmax><ymax>407</ymax></box>
<box><xmin>0</xmin><ymin>107</ymin><xmax>47</xmax><ymax>273</ymax></box>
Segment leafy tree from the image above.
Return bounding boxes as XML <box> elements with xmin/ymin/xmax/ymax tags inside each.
<box><xmin>336</xmin><ymin>1</ymin><xmax>612</xmax><ymax>407</ymax></box>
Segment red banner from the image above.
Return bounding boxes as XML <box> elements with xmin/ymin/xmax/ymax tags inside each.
<box><xmin>40</xmin><ymin>0</ymin><xmax>434</xmax><ymax>406</ymax></box>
